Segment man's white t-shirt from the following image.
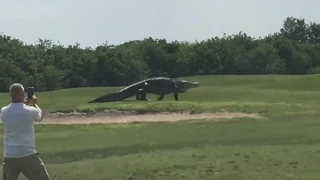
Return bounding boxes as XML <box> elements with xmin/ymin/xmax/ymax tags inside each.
<box><xmin>0</xmin><ymin>103</ymin><xmax>43</xmax><ymax>158</ymax></box>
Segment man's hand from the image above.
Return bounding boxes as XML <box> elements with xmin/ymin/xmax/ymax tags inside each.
<box><xmin>24</xmin><ymin>95</ymin><xmax>37</xmax><ymax>106</ymax></box>
<box><xmin>31</xmin><ymin>95</ymin><xmax>37</xmax><ymax>105</ymax></box>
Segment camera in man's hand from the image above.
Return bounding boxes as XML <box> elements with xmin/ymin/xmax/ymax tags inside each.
<box><xmin>27</xmin><ymin>87</ymin><xmax>34</xmax><ymax>100</ymax></box>
<box><xmin>25</xmin><ymin>87</ymin><xmax>37</xmax><ymax>106</ymax></box>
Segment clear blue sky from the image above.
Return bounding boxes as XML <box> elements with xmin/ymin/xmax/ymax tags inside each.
<box><xmin>0</xmin><ymin>0</ymin><xmax>318</xmax><ymax>48</ymax></box>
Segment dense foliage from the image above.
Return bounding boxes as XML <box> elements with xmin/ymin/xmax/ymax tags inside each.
<box><xmin>1</xmin><ymin>16</ymin><xmax>320</xmax><ymax>92</ymax></box>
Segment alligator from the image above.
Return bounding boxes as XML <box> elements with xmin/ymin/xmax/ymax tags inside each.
<box><xmin>88</xmin><ymin>77</ymin><xmax>200</xmax><ymax>103</ymax></box>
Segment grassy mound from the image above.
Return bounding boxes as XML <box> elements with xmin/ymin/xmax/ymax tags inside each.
<box><xmin>1</xmin><ymin>74</ymin><xmax>320</xmax><ymax>114</ymax></box>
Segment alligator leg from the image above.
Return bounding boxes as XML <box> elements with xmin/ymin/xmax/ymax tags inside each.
<box><xmin>136</xmin><ymin>93</ymin><xmax>140</xmax><ymax>100</ymax></box>
<box><xmin>137</xmin><ymin>89</ymin><xmax>148</xmax><ymax>101</ymax></box>
<box><xmin>173</xmin><ymin>93</ymin><xmax>179</xmax><ymax>101</ymax></box>
<box><xmin>136</xmin><ymin>89</ymin><xmax>143</xmax><ymax>100</ymax></box>
<box><xmin>140</xmin><ymin>92</ymin><xmax>148</xmax><ymax>101</ymax></box>
<box><xmin>157</xmin><ymin>94</ymin><xmax>164</xmax><ymax>101</ymax></box>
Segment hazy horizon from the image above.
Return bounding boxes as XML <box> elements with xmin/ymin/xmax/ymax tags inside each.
<box><xmin>0</xmin><ymin>0</ymin><xmax>318</xmax><ymax>48</ymax></box>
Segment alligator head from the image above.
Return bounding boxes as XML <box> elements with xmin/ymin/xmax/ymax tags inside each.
<box><xmin>173</xmin><ymin>79</ymin><xmax>200</xmax><ymax>93</ymax></box>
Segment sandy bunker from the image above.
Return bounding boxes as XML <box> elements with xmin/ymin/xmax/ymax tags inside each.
<box><xmin>40</xmin><ymin>111</ymin><xmax>261</xmax><ymax>124</ymax></box>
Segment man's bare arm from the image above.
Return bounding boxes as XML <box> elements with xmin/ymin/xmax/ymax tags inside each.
<box><xmin>29</xmin><ymin>104</ymin><xmax>43</xmax><ymax>122</ymax></box>
<box><xmin>34</xmin><ymin>104</ymin><xmax>43</xmax><ymax>121</ymax></box>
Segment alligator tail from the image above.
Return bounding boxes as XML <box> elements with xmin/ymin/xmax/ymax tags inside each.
<box><xmin>88</xmin><ymin>87</ymin><xmax>139</xmax><ymax>103</ymax></box>
<box><xmin>88</xmin><ymin>92</ymin><xmax>120</xmax><ymax>103</ymax></box>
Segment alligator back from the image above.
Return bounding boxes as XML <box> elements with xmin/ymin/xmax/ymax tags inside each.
<box><xmin>142</xmin><ymin>77</ymin><xmax>176</xmax><ymax>95</ymax></box>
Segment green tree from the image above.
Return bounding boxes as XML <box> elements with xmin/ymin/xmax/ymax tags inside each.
<box><xmin>0</xmin><ymin>16</ymin><xmax>320</xmax><ymax>92</ymax></box>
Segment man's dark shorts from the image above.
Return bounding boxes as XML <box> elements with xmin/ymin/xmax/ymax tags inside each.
<box><xmin>3</xmin><ymin>153</ymin><xmax>50</xmax><ymax>180</ymax></box>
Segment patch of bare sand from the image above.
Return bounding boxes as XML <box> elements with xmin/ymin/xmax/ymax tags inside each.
<box><xmin>39</xmin><ymin>111</ymin><xmax>262</xmax><ymax>125</ymax></box>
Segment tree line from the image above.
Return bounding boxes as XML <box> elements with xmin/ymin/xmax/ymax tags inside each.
<box><xmin>1</xmin><ymin>16</ymin><xmax>320</xmax><ymax>92</ymax></box>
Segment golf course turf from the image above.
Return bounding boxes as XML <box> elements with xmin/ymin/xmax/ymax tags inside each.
<box><xmin>1</xmin><ymin>75</ymin><xmax>320</xmax><ymax>179</ymax></box>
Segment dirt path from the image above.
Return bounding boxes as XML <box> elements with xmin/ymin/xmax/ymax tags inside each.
<box><xmin>40</xmin><ymin>111</ymin><xmax>262</xmax><ymax>124</ymax></box>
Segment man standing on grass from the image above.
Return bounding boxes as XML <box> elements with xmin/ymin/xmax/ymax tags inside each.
<box><xmin>0</xmin><ymin>83</ymin><xmax>50</xmax><ymax>180</ymax></box>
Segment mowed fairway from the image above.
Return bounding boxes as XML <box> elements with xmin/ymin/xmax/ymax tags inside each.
<box><xmin>1</xmin><ymin>75</ymin><xmax>320</xmax><ymax>179</ymax></box>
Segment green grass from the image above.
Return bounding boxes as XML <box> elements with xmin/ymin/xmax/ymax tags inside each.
<box><xmin>1</xmin><ymin>74</ymin><xmax>320</xmax><ymax>179</ymax></box>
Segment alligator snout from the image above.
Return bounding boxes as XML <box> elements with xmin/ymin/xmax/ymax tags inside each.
<box><xmin>189</xmin><ymin>82</ymin><xmax>200</xmax><ymax>88</ymax></box>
